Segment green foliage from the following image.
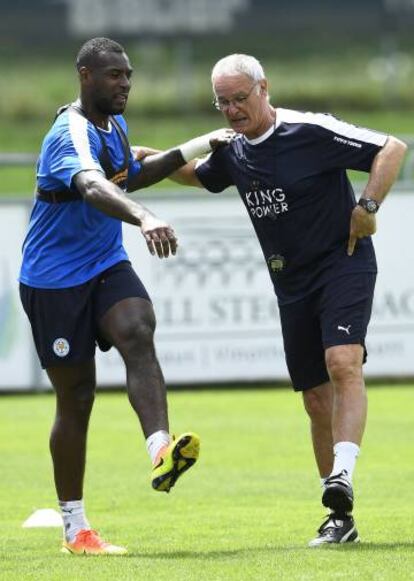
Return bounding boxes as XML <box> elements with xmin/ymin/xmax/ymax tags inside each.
<box><xmin>2</xmin><ymin>39</ymin><xmax>414</xmax><ymax>197</ymax></box>
<box><xmin>0</xmin><ymin>387</ymin><xmax>413</xmax><ymax>580</ymax></box>
<box><xmin>0</xmin><ymin>115</ymin><xmax>216</xmax><ymax>197</ymax></box>
<box><xmin>1</xmin><ymin>110</ymin><xmax>413</xmax><ymax>197</ymax></box>
<box><xmin>2</xmin><ymin>41</ymin><xmax>414</xmax><ymax>120</ymax></box>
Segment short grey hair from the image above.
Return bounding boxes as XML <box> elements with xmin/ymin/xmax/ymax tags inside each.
<box><xmin>211</xmin><ymin>54</ymin><xmax>265</xmax><ymax>84</ymax></box>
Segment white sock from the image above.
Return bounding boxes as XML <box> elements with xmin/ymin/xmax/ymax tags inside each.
<box><xmin>331</xmin><ymin>441</ymin><xmax>360</xmax><ymax>481</ymax></box>
<box><xmin>146</xmin><ymin>430</ymin><xmax>171</xmax><ymax>464</ymax></box>
<box><xmin>59</xmin><ymin>499</ymin><xmax>90</xmax><ymax>542</ymax></box>
<box><xmin>320</xmin><ymin>477</ymin><xmax>328</xmax><ymax>490</ymax></box>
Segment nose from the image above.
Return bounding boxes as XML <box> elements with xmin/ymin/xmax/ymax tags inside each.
<box><xmin>120</xmin><ymin>74</ymin><xmax>130</xmax><ymax>91</ymax></box>
<box><xmin>227</xmin><ymin>101</ymin><xmax>241</xmax><ymax>115</ymax></box>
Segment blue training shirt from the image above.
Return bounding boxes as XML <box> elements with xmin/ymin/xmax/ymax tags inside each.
<box><xmin>195</xmin><ymin>108</ymin><xmax>388</xmax><ymax>305</ymax></box>
<box><xmin>19</xmin><ymin>101</ymin><xmax>142</xmax><ymax>289</ymax></box>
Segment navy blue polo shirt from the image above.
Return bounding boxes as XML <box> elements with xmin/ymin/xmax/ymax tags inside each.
<box><xmin>195</xmin><ymin>108</ymin><xmax>388</xmax><ymax>305</ymax></box>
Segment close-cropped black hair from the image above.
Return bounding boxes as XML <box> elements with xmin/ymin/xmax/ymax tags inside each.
<box><xmin>76</xmin><ymin>37</ymin><xmax>125</xmax><ymax>71</ymax></box>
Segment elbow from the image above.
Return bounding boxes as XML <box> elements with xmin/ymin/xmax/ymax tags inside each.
<box><xmin>395</xmin><ymin>138</ymin><xmax>408</xmax><ymax>170</ymax></box>
<box><xmin>387</xmin><ymin>135</ymin><xmax>408</xmax><ymax>157</ymax></box>
<box><xmin>399</xmin><ymin>140</ymin><xmax>408</xmax><ymax>159</ymax></box>
<box><xmin>81</xmin><ymin>178</ymin><xmax>104</xmax><ymax>204</ymax></box>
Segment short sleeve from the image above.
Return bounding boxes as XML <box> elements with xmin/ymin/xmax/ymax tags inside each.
<box><xmin>195</xmin><ymin>147</ymin><xmax>233</xmax><ymax>193</ymax></box>
<box><xmin>306</xmin><ymin>112</ymin><xmax>388</xmax><ymax>173</ymax></box>
<box><xmin>38</xmin><ymin>110</ymin><xmax>104</xmax><ymax>190</ymax></box>
<box><xmin>127</xmin><ymin>148</ymin><xmax>142</xmax><ymax>181</ymax></box>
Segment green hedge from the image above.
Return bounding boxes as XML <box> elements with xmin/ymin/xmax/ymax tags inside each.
<box><xmin>3</xmin><ymin>43</ymin><xmax>414</xmax><ymax>121</ymax></box>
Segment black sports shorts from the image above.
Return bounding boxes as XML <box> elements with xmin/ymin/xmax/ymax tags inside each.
<box><xmin>20</xmin><ymin>260</ymin><xmax>151</xmax><ymax>369</ymax></box>
<box><xmin>279</xmin><ymin>272</ymin><xmax>376</xmax><ymax>392</ymax></box>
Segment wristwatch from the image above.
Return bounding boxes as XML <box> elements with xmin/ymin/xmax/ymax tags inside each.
<box><xmin>357</xmin><ymin>198</ymin><xmax>380</xmax><ymax>214</ymax></box>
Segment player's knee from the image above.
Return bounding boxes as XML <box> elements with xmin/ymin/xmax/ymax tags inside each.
<box><xmin>117</xmin><ymin>314</ymin><xmax>156</xmax><ymax>357</ymax></box>
<box><xmin>303</xmin><ymin>388</ymin><xmax>331</xmax><ymax>422</ymax></box>
<box><xmin>325</xmin><ymin>346</ymin><xmax>363</xmax><ymax>384</ymax></box>
<box><xmin>74</xmin><ymin>384</ymin><xmax>95</xmax><ymax>415</ymax></box>
<box><xmin>56</xmin><ymin>381</ymin><xmax>95</xmax><ymax>420</ymax></box>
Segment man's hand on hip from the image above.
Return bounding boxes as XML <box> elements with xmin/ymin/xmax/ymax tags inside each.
<box><xmin>347</xmin><ymin>205</ymin><xmax>376</xmax><ymax>256</ymax></box>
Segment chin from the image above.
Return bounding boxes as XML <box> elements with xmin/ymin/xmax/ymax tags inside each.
<box><xmin>231</xmin><ymin>123</ymin><xmax>247</xmax><ymax>135</ymax></box>
<box><xmin>97</xmin><ymin>101</ymin><xmax>125</xmax><ymax>116</ymax></box>
<box><xmin>111</xmin><ymin>103</ymin><xmax>126</xmax><ymax>115</ymax></box>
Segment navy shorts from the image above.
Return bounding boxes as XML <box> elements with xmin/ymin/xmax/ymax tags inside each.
<box><xmin>279</xmin><ymin>273</ymin><xmax>376</xmax><ymax>392</ymax></box>
<box><xmin>20</xmin><ymin>261</ymin><xmax>151</xmax><ymax>369</ymax></box>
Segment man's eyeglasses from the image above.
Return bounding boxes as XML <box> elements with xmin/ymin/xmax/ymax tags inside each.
<box><xmin>212</xmin><ymin>82</ymin><xmax>259</xmax><ymax>111</ymax></box>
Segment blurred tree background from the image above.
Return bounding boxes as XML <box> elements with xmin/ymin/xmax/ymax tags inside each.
<box><xmin>2</xmin><ymin>0</ymin><xmax>414</xmax><ymax>193</ymax></box>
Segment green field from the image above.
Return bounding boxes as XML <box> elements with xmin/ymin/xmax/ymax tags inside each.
<box><xmin>0</xmin><ymin>386</ymin><xmax>413</xmax><ymax>580</ymax></box>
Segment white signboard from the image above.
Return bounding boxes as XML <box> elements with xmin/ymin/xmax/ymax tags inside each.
<box><xmin>3</xmin><ymin>191</ymin><xmax>414</xmax><ymax>390</ymax></box>
<box><xmin>366</xmin><ymin>194</ymin><xmax>414</xmax><ymax>375</ymax></box>
<box><xmin>94</xmin><ymin>191</ymin><xmax>414</xmax><ymax>385</ymax></box>
<box><xmin>0</xmin><ymin>205</ymin><xmax>34</xmax><ymax>389</ymax></box>
<box><xmin>95</xmin><ymin>194</ymin><xmax>288</xmax><ymax>385</ymax></box>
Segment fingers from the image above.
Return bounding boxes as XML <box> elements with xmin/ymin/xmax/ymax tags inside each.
<box><xmin>220</xmin><ymin>128</ymin><xmax>236</xmax><ymax>141</ymax></box>
<box><xmin>165</xmin><ymin>227</ymin><xmax>178</xmax><ymax>256</ymax></box>
<box><xmin>134</xmin><ymin>148</ymin><xmax>148</xmax><ymax>161</ymax></box>
<box><xmin>347</xmin><ymin>208</ymin><xmax>376</xmax><ymax>256</ymax></box>
<box><xmin>157</xmin><ymin>228</ymin><xmax>178</xmax><ymax>258</ymax></box>
<box><xmin>347</xmin><ymin>233</ymin><xmax>357</xmax><ymax>256</ymax></box>
<box><xmin>143</xmin><ymin>232</ymin><xmax>157</xmax><ymax>256</ymax></box>
<box><xmin>209</xmin><ymin>128</ymin><xmax>236</xmax><ymax>150</ymax></box>
<box><xmin>210</xmin><ymin>128</ymin><xmax>235</xmax><ymax>140</ymax></box>
<box><xmin>143</xmin><ymin>227</ymin><xmax>178</xmax><ymax>258</ymax></box>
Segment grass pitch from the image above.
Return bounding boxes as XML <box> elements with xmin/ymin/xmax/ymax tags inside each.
<box><xmin>0</xmin><ymin>386</ymin><xmax>413</xmax><ymax>580</ymax></box>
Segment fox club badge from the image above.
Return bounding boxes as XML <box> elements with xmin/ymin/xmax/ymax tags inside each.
<box><xmin>53</xmin><ymin>338</ymin><xmax>70</xmax><ymax>357</ymax></box>
<box><xmin>267</xmin><ymin>254</ymin><xmax>285</xmax><ymax>273</ymax></box>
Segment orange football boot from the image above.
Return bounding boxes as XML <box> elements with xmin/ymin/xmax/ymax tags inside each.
<box><xmin>61</xmin><ymin>529</ymin><xmax>127</xmax><ymax>555</ymax></box>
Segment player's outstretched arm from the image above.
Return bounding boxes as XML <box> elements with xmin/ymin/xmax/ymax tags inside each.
<box><xmin>168</xmin><ymin>159</ymin><xmax>205</xmax><ymax>187</ymax></box>
<box><xmin>127</xmin><ymin>128</ymin><xmax>234</xmax><ymax>191</ymax></box>
<box><xmin>347</xmin><ymin>135</ymin><xmax>407</xmax><ymax>256</ymax></box>
<box><xmin>133</xmin><ymin>146</ymin><xmax>204</xmax><ymax>188</ymax></box>
<box><xmin>73</xmin><ymin>170</ymin><xmax>177</xmax><ymax>258</ymax></box>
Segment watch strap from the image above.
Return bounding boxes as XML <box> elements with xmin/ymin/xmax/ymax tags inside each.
<box><xmin>357</xmin><ymin>198</ymin><xmax>380</xmax><ymax>214</ymax></box>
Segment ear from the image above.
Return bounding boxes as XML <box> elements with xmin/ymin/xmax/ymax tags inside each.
<box><xmin>78</xmin><ymin>66</ymin><xmax>91</xmax><ymax>83</ymax></box>
<box><xmin>259</xmin><ymin>79</ymin><xmax>268</xmax><ymax>96</ymax></box>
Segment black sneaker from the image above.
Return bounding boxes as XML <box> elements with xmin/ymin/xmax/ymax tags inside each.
<box><xmin>322</xmin><ymin>470</ymin><xmax>354</xmax><ymax>513</ymax></box>
<box><xmin>308</xmin><ymin>513</ymin><xmax>360</xmax><ymax>547</ymax></box>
